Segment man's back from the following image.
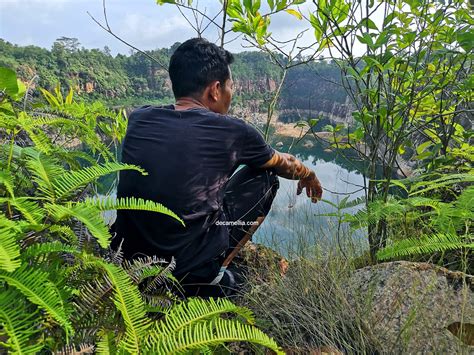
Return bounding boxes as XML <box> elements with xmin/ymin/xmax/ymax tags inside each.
<box><xmin>115</xmin><ymin>104</ymin><xmax>274</xmax><ymax>276</ymax></box>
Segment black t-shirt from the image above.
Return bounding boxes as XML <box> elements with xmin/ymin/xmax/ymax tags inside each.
<box><xmin>115</xmin><ymin>105</ymin><xmax>274</xmax><ymax>276</ymax></box>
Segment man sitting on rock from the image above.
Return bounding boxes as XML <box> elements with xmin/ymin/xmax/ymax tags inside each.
<box><xmin>114</xmin><ymin>38</ymin><xmax>322</xmax><ymax>297</ymax></box>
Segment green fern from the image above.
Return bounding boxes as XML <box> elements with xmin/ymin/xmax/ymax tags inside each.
<box><xmin>86</xmin><ymin>196</ymin><xmax>184</xmax><ymax>226</ymax></box>
<box><xmin>156</xmin><ymin>297</ymin><xmax>255</xmax><ymax>336</ymax></box>
<box><xmin>5</xmin><ymin>197</ymin><xmax>45</xmax><ymax>225</ymax></box>
<box><xmin>377</xmin><ymin>233</ymin><xmax>474</xmax><ymax>260</ymax></box>
<box><xmin>0</xmin><ymin>227</ymin><xmax>21</xmax><ymax>272</ymax></box>
<box><xmin>52</xmin><ymin>162</ymin><xmax>147</xmax><ymax>200</ymax></box>
<box><xmin>0</xmin><ymin>264</ymin><xmax>73</xmax><ymax>336</ymax></box>
<box><xmin>18</xmin><ymin>112</ymin><xmax>54</xmax><ymax>154</ymax></box>
<box><xmin>48</xmin><ymin>225</ymin><xmax>79</xmax><ymax>244</ymax></box>
<box><xmin>410</xmin><ymin>173</ymin><xmax>474</xmax><ymax>195</ymax></box>
<box><xmin>0</xmin><ymin>169</ymin><xmax>15</xmax><ymax>197</ymax></box>
<box><xmin>23</xmin><ymin>241</ymin><xmax>79</xmax><ymax>258</ymax></box>
<box><xmin>25</xmin><ymin>151</ymin><xmax>63</xmax><ymax>199</ymax></box>
<box><xmin>148</xmin><ymin>317</ymin><xmax>284</xmax><ymax>354</ymax></box>
<box><xmin>79</xmin><ymin>255</ymin><xmax>151</xmax><ymax>353</ymax></box>
<box><xmin>96</xmin><ymin>329</ymin><xmax>117</xmax><ymax>355</ymax></box>
<box><xmin>47</xmin><ymin>203</ymin><xmax>111</xmax><ymax>248</ymax></box>
<box><xmin>0</xmin><ymin>289</ymin><xmax>44</xmax><ymax>354</ymax></box>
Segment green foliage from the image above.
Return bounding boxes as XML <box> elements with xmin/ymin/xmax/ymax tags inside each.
<box><xmin>377</xmin><ymin>233</ymin><xmax>473</xmax><ymax>261</ymax></box>
<box><xmin>0</xmin><ymin>68</ymin><xmax>281</xmax><ymax>354</ymax></box>
<box><xmin>227</xmin><ymin>0</ymin><xmax>473</xmax><ymax>260</ymax></box>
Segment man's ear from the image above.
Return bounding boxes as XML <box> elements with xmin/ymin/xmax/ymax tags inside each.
<box><xmin>209</xmin><ymin>81</ymin><xmax>221</xmax><ymax>102</ymax></box>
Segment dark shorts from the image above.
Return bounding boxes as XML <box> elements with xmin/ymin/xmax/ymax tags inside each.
<box><xmin>177</xmin><ymin>166</ymin><xmax>279</xmax><ymax>298</ymax></box>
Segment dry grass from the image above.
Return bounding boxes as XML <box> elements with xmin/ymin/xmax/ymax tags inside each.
<box><xmin>237</xmin><ymin>250</ymin><xmax>380</xmax><ymax>354</ymax></box>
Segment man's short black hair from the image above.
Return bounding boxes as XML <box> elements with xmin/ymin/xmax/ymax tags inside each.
<box><xmin>169</xmin><ymin>38</ymin><xmax>234</xmax><ymax>98</ymax></box>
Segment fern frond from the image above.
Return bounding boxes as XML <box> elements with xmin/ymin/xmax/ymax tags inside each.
<box><xmin>25</xmin><ymin>151</ymin><xmax>63</xmax><ymax>199</ymax></box>
<box><xmin>52</xmin><ymin>163</ymin><xmax>147</xmax><ymax>200</ymax></box>
<box><xmin>7</xmin><ymin>197</ymin><xmax>45</xmax><ymax>225</ymax></box>
<box><xmin>406</xmin><ymin>196</ymin><xmax>444</xmax><ymax>213</ymax></box>
<box><xmin>48</xmin><ymin>225</ymin><xmax>78</xmax><ymax>244</ymax></box>
<box><xmin>23</xmin><ymin>241</ymin><xmax>78</xmax><ymax>258</ymax></box>
<box><xmin>0</xmin><ymin>227</ymin><xmax>21</xmax><ymax>272</ymax></box>
<box><xmin>142</xmin><ymin>258</ymin><xmax>177</xmax><ymax>293</ymax></box>
<box><xmin>142</xmin><ymin>291</ymin><xmax>179</xmax><ymax>313</ymax></box>
<box><xmin>0</xmin><ymin>264</ymin><xmax>73</xmax><ymax>335</ymax></box>
<box><xmin>0</xmin><ymin>289</ymin><xmax>44</xmax><ymax>354</ymax></box>
<box><xmin>151</xmin><ymin>297</ymin><xmax>255</xmax><ymax>341</ymax></box>
<box><xmin>18</xmin><ymin>112</ymin><xmax>54</xmax><ymax>153</ymax></box>
<box><xmin>77</xmin><ymin>255</ymin><xmax>151</xmax><ymax>353</ymax></box>
<box><xmin>455</xmin><ymin>185</ymin><xmax>474</xmax><ymax>212</ymax></box>
<box><xmin>410</xmin><ymin>173</ymin><xmax>474</xmax><ymax>195</ymax></box>
<box><xmin>47</xmin><ymin>203</ymin><xmax>110</xmax><ymax>248</ymax></box>
<box><xmin>96</xmin><ymin>329</ymin><xmax>117</xmax><ymax>355</ymax></box>
<box><xmin>55</xmin><ymin>343</ymin><xmax>95</xmax><ymax>355</ymax></box>
<box><xmin>73</xmin><ymin>277</ymin><xmax>113</xmax><ymax>320</ymax></box>
<box><xmin>0</xmin><ymin>169</ymin><xmax>14</xmax><ymax>197</ymax></box>
<box><xmin>148</xmin><ymin>317</ymin><xmax>284</xmax><ymax>355</ymax></box>
<box><xmin>377</xmin><ymin>234</ymin><xmax>474</xmax><ymax>261</ymax></box>
<box><xmin>121</xmin><ymin>255</ymin><xmax>169</xmax><ymax>284</ymax></box>
<box><xmin>85</xmin><ymin>196</ymin><xmax>184</xmax><ymax>226</ymax></box>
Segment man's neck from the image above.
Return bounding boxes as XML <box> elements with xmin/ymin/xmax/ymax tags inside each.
<box><xmin>174</xmin><ymin>97</ymin><xmax>209</xmax><ymax>111</ymax></box>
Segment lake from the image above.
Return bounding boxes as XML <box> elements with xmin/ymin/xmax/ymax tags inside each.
<box><xmin>255</xmin><ymin>135</ymin><xmax>368</xmax><ymax>257</ymax></box>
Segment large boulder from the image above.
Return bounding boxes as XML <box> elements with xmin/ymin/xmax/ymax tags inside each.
<box><xmin>347</xmin><ymin>261</ymin><xmax>474</xmax><ymax>353</ymax></box>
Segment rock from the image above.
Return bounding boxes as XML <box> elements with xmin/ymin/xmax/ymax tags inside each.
<box><xmin>276</xmin><ymin>141</ymin><xmax>284</xmax><ymax>148</ymax></box>
<box><xmin>237</xmin><ymin>242</ymin><xmax>289</xmax><ymax>284</ymax></box>
<box><xmin>303</xmin><ymin>140</ymin><xmax>314</xmax><ymax>148</ymax></box>
<box><xmin>347</xmin><ymin>261</ymin><xmax>474</xmax><ymax>353</ymax></box>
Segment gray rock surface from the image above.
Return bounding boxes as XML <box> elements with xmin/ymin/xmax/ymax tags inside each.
<box><xmin>347</xmin><ymin>261</ymin><xmax>474</xmax><ymax>353</ymax></box>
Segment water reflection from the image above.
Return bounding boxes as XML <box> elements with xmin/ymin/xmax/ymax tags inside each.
<box><xmin>255</xmin><ymin>136</ymin><xmax>368</xmax><ymax>258</ymax></box>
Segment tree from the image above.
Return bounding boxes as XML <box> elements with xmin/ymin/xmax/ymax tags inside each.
<box><xmin>224</xmin><ymin>0</ymin><xmax>473</xmax><ymax>260</ymax></box>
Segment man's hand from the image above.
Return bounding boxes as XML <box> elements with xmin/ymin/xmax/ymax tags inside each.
<box><xmin>297</xmin><ymin>171</ymin><xmax>323</xmax><ymax>203</ymax></box>
<box><xmin>260</xmin><ymin>150</ymin><xmax>323</xmax><ymax>203</ymax></box>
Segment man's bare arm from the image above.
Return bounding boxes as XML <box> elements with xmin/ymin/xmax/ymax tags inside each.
<box><xmin>260</xmin><ymin>151</ymin><xmax>323</xmax><ymax>203</ymax></box>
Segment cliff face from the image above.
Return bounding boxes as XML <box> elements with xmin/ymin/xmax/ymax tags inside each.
<box><xmin>234</xmin><ymin>77</ymin><xmax>277</xmax><ymax>95</ymax></box>
<box><xmin>2</xmin><ymin>40</ymin><xmax>350</xmax><ymax>121</ymax></box>
<box><xmin>278</xmin><ymin>62</ymin><xmax>352</xmax><ymax>126</ymax></box>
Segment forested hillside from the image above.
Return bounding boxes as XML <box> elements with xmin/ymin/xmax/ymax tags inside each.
<box><xmin>0</xmin><ymin>37</ymin><xmax>349</xmax><ymax>121</ymax></box>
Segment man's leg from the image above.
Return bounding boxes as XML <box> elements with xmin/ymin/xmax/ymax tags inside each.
<box><xmin>223</xmin><ymin>166</ymin><xmax>279</xmax><ymax>256</ymax></box>
<box><xmin>179</xmin><ymin>166</ymin><xmax>279</xmax><ymax>298</ymax></box>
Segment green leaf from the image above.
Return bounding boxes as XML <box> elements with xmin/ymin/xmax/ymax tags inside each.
<box><xmin>65</xmin><ymin>87</ymin><xmax>74</xmax><ymax>105</ymax></box>
<box><xmin>0</xmin><ymin>264</ymin><xmax>73</xmax><ymax>335</ymax></box>
<box><xmin>52</xmin><ymin>162</ymin><xmax>147</xmax><ymax>200</ymax></box>
<box><xmin>148</xmin><ymin>317</ymin><xmax>284</xmax><ymax>354</ymax></box>
<box><xmin>0</xmin><ymin>227</ymin><xmax>21</xmax><ymax>272</ymax></box>
<box><xmin>276</xmin><ymin>0</ymin><xmax>287</xmax><ymax>11</ymax></box>
<box><xmin>85</xmin><ymin>196</ymin><xmax>185</xmax><ymax>226</ymax></box>
<box><xmin>360</xmin><ymin>17</ymin><xmax>378</xmax><ymax>31</ymax></box>
<box><xmin>0</xmin><ymin>67</ymin><xmax>19</xmax><ymax>96</ymax></box>
<box><xmin>457</xmin><ymin>31</ymin><xmax>474</xmax><ymax>52</ymax></box>
<box><xmin>0</xmin><ymin>289</ymin><xmax>44</xmax><ymax>354</ymax></box>
<box><xmin>39</xmin><ymin>87</ymin><xmax>60</xmax><ymax>108</ymax></box>
<box><xmin>0</xmin><ymin>169</ymin><xmax>15</xmax><ymax>198</ymax></box>
<box><xmin>357</xmin><ymin>33</ymin><xmax>374</xmax><ymax>47</ymax></box>
<box><xmin>89</xmin><ymin>257</ymin><xmax>151</xmax><ymax>353</ymax></box>
<box><xmin>47</xmin><ymin>203</ymin><xmax>111</xmax><ymax>248</ymax></box>
<box><xmin>25</xmin><ymin>150</ymin><xmax>63</xmax><ymax>199</ymax></box>
<box><xmin>383</xmin><ymin>12</ymin><xmax>396</xmax><ymax>27</ymax></box>
<box><xmin>416</xmin><ymin>140</ymin><xmax>432</xmax><ymax>155</ymax></box>
<box><xmin>377</xmin><ymin>234</ymin><xmax>473</xmax><ymax>261</ymax></box>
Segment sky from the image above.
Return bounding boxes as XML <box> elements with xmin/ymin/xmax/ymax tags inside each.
<box><xmin>0</xmin><ymin>0</ymin><xmax>318</xmax><ymax>55</ymax></box>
